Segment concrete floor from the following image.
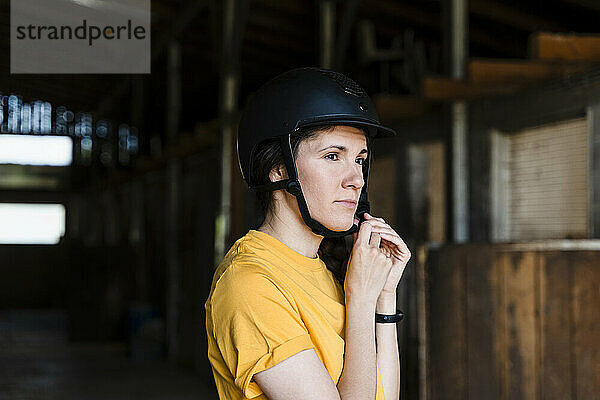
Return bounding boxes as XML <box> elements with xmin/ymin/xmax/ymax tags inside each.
<box><xmin>0</xmin><ymin>342</ymin><xmax>219</xmax><ymax>400</ymax></box>
<box><xmin>0</xmin><ymin>311</ymin><xmax>219</xmax><ymax>400</ymax></box>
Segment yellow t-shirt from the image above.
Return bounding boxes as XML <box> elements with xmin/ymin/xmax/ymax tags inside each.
<box><xmin>205</xmin><ymin>229</ymin><xmax>385</xmax><ymax>399</ymax></box>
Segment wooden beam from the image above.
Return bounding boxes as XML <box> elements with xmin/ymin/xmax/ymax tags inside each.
<box><xmin>424</xmin><ymin>56</ymin><xmax>596</xmax><ymax>101</ymax></box>
<box><xmin>529</xmin><ymin>32</ymin><xmax>600</xmax><ymax>62</ymax></box>
<box><xmin>422</xmin><ymin>77</ymin><xmax>525</xmax><ymax>101</ymax></box>
<box><xmin>373</xmin><ymin>95</ymin><xmax>437</xmax><ymax>121</ymax></box>
<box><xmin>469</xmin><ymin>59</ymin><xmax>594</xmax><ymax>85</ymax></box>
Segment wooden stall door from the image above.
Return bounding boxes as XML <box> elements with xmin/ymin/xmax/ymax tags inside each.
<box><xmin>425</xmin><ymin>244</ymin><xmax>600</xmax><ymax>400</ymax></box>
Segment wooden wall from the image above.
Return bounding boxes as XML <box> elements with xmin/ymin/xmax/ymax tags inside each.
<box><xmin>423</xmin><ymin>243</ymin><xmax>600</xmax><ymax>400</ymax></box>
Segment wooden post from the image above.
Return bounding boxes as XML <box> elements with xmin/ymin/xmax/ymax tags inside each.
<box><xmin>416</xmin><ymin>243</ymin><xmax>430</xmax><ymax>400</ymax></box>
<box><xmin>165</xmin><ymin>40</ymin><xmax>182</xmax><ymax>363</ymax></box>
<box><xmin>588</xmin><ymin>104</ymin><xmax>600</xmax><ymax>238</ymax></box>
<box><xmin>215</xmin><ymin>0</ymin><xmax>248</xmax><ymax>264</ymax></box>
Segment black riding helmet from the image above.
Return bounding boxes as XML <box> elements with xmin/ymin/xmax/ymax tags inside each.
<box><xmin>237</xmin><ymin>67</ymin><xmax>397</xmax><ymax>238</ymax></box>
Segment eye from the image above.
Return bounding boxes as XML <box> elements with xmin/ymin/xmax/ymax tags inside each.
<box><xmin>325</xmin><ymin>153</ymin><xmax>339</xmax><ymax>161</ymax></box>
<box><xmin>356</xmin><ymin>157</ymin><xmax>366</xmax><ymax>165</ymax></box>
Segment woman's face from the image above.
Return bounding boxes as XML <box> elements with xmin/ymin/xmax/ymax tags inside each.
<box><xmin>294</xmin><ymin>125</ymin><xmax>368</xmax><ymax>231</ymax></box>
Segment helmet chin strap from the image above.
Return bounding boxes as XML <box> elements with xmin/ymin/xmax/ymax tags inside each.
<box><xmin>250</xmin><ymin>134</ymin><xmax>372</xmax><ymax>238</ymax></box>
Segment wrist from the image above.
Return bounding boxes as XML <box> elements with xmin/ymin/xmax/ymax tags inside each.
<box><xmin>345</xmin><ymin>296</ymin><xmax>377</xmax><ymax>314</ymax></box>
<box><xmin>376</xmin><ymin>292</ymin><xmax>397</xmax><ymax>313</ymax></box>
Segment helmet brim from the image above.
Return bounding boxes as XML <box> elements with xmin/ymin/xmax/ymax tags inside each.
<box><xmin>294</xmin><ymin>116</ymin><xmax>397</xmax><ymax>138</ymax></box>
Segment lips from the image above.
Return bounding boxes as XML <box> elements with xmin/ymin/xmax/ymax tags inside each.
<box><xmin>334</xmin><ymin>200</ymin><xmax>357</xmax><ymax>209</ymax></box>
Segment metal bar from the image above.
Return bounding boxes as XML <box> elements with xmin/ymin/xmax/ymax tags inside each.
<box><xmin>445</xmin><ymin>0</ymin><xmax>469</xmax><ymax>242</ymax></box>
<box><xmin>452</xmin><ymin>101</ymin><xmax>469</xmax><ymax>242</ymax></box>
<box><xmin>335</xmin><ymin>0</ymin><xmax>360</xmax><ymax>70</ymax></box>
<box><xmin>319</xmin><ymin>0</ymin><xmax>336</xmax><ymax>69</ymax></box>
<box><xmin>450</xmin><ymin>0</ymin><xmax>468</xmax><ymax>80</ymax></box>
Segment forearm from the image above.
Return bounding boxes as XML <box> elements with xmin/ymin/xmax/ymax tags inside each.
<box><xmin>376</xmin><ymin>293</ymin><xmax>400</xmax><ymax>400</ymax></box>
<box><xmin>337</xmin><ymin>299</ymin><xmax>377</xmax><ymax>400</ymax></box>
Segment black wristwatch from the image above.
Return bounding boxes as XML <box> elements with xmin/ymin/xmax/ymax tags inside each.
<box><xmin>375</xmin><ymin>309</ymin><xmax>404</xmax><ymax>323</ymax></box>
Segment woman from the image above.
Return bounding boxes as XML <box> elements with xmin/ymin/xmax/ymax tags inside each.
<box><xmin>205</xmin><ymin>67</ymin><xmax>411</xmax><ymax>400</ymax></box>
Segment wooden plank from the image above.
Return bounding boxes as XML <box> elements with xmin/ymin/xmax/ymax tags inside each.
<box><xmin>538</xmin><ymin>251</ymin><xmax>573</xmax><ymax>399</ymax></box>
<box><xmin>423</xmin><ymin>77</ymin><xmax>525</xmax><ymax>101</ymax></box>
<box><xmin>416</xmin><ymin>244</ymin><xmax>429</xmax><ymax>400</ymax></box>
<box><xmin>492</xmin><ymin>252</ymin><xmax>510</xmax><ymax>400</ymax></box>
<box><xmin>469</xmin><ymin>59</ymin><xmax>593</xmax><ymax>86</ymax></box>
<box><xmin>530</xmin><ymin>33</ymin><xmax>600</xmax><ymax>62</ymax></box>
<box><xmin>571</xmin><ymin>251</ymin><xmax>600</xmax><ymax>398</ymax></box>
<box><xmin>590</xmin><ymin>103</ymin><xmax>600</xmax><ymax>238</ymax></box>
<box><xmin>428</xmin><ymin>245</ymin><xmax>467</xmax><ymax>400</ymax></box>
<box><xmin>499</xmin><ymin>251</ymin><xmax>539</xmax><ymax>400</ymax></box>
<box><xmin>465</xmin><ymin>244</ymin><xmax>502</xmax><ymax>398</ymax></box>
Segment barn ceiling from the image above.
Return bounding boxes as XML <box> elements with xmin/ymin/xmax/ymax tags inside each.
<box><xmin>1</xmin><ymin>0</ymin><xmax>600</xmax><ymax>136</ymax></box>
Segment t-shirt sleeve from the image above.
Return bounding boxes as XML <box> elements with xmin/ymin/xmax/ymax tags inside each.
<box><xmin>209</xmin><ymin>264</ymin><xmax>315</xmax><ymax>398</ymax></box>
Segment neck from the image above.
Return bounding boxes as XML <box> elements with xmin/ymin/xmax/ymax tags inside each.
<box><xmin>258</xmin><ymin>206</ymin><xmax>323</xmax><ymax>259</ymax></box>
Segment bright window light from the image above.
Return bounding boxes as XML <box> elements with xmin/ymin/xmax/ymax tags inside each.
<box><xmin>0</xmin><ymin>135</ymin><xmax>73</xmax><ymax>166</ymax></box>
<box><xmin>0</xmin><ymin>203</ymin><xmax>66</xmax><ymax>244</ymax></box>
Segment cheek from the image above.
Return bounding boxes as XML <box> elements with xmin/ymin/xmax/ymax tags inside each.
<box><xmin>298</xmin><ymin>163</ymin><xmax>338</xmax><ymax>205</ymax></box>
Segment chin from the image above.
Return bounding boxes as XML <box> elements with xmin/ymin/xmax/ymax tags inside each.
<box><xmin>323</xmin><ymin>216</ymin><xmax>355</xmax><ymax>232</ymax></box>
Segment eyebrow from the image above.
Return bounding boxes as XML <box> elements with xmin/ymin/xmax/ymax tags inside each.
<box><xmin>319</xmin><ymin>145</ymin><xmax>368</xmax><ymax>155</ymax></box>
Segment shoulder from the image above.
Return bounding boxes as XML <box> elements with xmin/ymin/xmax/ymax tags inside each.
<box><xmin>216</xmin><ymin>260</ymin><xmax>277</xmax><ymax>294</ymax></box>
<box><xmin>210</xmin><ymin>259</ymin><xmax>294</xmax><ymax>309</ymax></box>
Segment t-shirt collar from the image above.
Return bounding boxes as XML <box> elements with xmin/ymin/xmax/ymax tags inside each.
<box><xmin>247</xmin><ymin>230</ymin><xmax>325</xmax><ymax>271</ymax></box>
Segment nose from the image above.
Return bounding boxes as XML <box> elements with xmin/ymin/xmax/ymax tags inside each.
<box><xmin>341</xmin><ymin>162</ymin><xmax>365</xmax><ymax>190</ymax></box>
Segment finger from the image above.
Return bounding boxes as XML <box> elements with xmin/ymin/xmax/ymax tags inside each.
<box><xmin>364</xmin><ymin>213</ymin><xmax>387</xmax><ymax>224</ymax></box>
<box><xmin>369</xmin><ymin>228</ymin><xmax>403</xmax><ymax>252</ymax></box>
<box><xmin>356</xmin><ymin>221</ymin><xmax>373</xmax><ymax>247</ymax></box>
<box><xmin>381</xmin><ymin>247</ymin><xmax>393</xmax><ymax>258</ymax></box>
<box><xmin>363</xmin><ymin>217</ymin><xmax>395</xmax><ymax>233</ymax></box>
<box><xmin>375</xmin><ymin>231</ymin><xmax>402</xmax><ymax>248</ymax></box>
<box><xmin>363</xmin><ymin>219</ymin><xmax>399</xmax><ymax>240</ymax></box>
<box><xmin>378</xmin><ymin>233</ymin><xmax>411</xmax><ymax>258</ymax></box>
<box><xmin>368</xmin><ymin>225</ymin><xmax>399</xmax><ymax>239</ymax></box>
<box><xmin>369</xmin><ymin>228</ymin><xmax>408</xmax><ymax>251</ymax></box>
<box><xmin>369</xmin><ymin>232</ymin><xmax>381</xmax><ymax>248</ymax></box>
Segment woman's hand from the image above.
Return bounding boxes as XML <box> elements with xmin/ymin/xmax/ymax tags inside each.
<box><xmin>344</xmin><ymin>220</ymin><xmax>395</xmax><ymax>307</ymax></box>
<box><xmin>353</xmin><ymin>213</ymin><xmax>411</xmax><ymax>297</ymax></box>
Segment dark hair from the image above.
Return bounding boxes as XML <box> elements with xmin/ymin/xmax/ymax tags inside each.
<box><xmin>250</xmin><ymin>125</ymin><xmax>365</xmax><ymax>288</ymax></box>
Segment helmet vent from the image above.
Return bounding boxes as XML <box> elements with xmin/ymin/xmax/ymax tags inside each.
<box><xmin>319</xmin><ymin>70</ymin><xmax>366</xmax><ymax>97</ymax></box>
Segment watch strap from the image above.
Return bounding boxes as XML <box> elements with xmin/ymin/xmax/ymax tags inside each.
<box><xmin>375</xmin><ymin>309</ymin><xmax>404</xmax><ymax>323</ymax></box>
